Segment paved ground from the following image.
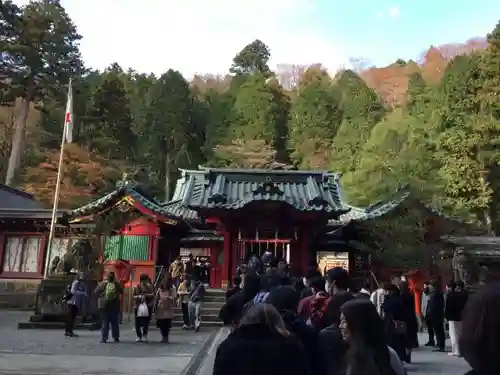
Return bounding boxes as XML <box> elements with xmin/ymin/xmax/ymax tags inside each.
<box><xmin>0</xmin><ymin>311</ymin><xmax>472</xmax><ymax>375</ymax></box>
<box><xmin>197</xmin><ymin>330</ymin><xmax>471</xmax><ymax>375</ymax></box>
<box><xmin>0</xmin><ymin>310</ymin><xmax>214</xmax><ymax>375</ymax></box>
<box><xmin>405</xmin><ymin>333</ymin><xmax>470</xmax><ymax>375</ymax></box>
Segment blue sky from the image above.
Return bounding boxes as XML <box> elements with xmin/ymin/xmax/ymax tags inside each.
<box><xmin>13</xmin><ymin>0</ymin><xmax>500</xmax><ymax>77</ymax></box>
<box><xmin>317</xmin><ymin>0</ymin><xmax>500</xmax><ymax>66</ymax></box>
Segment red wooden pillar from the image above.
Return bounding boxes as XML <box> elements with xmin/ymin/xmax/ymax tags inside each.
<box><xmin>222</xmin><ymin>229</ymin><xmax>232</xmax><ymax>289</ymax></box>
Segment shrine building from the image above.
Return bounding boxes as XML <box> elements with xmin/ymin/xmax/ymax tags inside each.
<box><xmin>0</xmin><ymin>167</ymin><xmax>476</xmax><ymax>291</ymax></box>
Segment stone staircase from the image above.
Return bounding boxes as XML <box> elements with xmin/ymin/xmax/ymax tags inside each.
<box><xmin>172</xmin><ymin>289</ymin><xmax>225</xmax><ymax>328</ymax></box>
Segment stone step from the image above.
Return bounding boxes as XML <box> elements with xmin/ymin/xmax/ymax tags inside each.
<box><xmin>172</xmin><ymin>313</ymin><xmax>219</xmax><ymax>323</ymax></box>
<box><xmin>175</xmin><ymin>301</ymin><xmax>223</xmax><ymax>309</ymax></box>
<box><xmin>172</xmin><ymin>306</ymin><xmax>220</xmax><ymax>314</ymax></box>
<box><xmin>18</xmin><ymin>321</ymin><xmax>101</xmax><ymax>330</ymax></box>
<box><xmin>203</xmin><ymin>295</ymin><xmax>225</xmax><ymax>303</ymax></box>
<box><xmin>171</xmin><ymin>320</ymin><xmax>223</xmax><ymax>328</ymax></box>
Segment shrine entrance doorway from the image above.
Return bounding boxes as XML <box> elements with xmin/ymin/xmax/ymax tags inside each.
<box><xmin>237</xmin><ymin>239</ymin><xmax>291</xmax><ymax>265</ymax></box>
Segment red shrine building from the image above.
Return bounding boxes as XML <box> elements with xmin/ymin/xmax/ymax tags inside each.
<box><xmin>0</xmin><ymin>167</ymin><xmax>476</xmax><ymax>291</ymax></box>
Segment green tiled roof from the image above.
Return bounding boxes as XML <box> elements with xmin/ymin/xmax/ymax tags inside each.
<box><xmin>328</xmin><ymin>188</ymin><xmax>466</xmax><ymax>226</ymax></box>
<box><xmin>174</xmin><ymin>167</ymin><xmax>349</xmax><ymax>215</ymax></box>
<box><xmin>68</xmin><ymin>180</ymin><xmax>195</xmax><ymax>221</ymax></box>
<box><xmin>161</xmin><ymin>199</ymin><xmax>198</xmax><ymax>221</ymax></box>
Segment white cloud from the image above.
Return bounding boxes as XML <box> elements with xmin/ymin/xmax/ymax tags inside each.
<box><xmin>14</xmin><ymin>0</ymin><xmax>348</xmax><ymax>78</ymax></box>
<box><xmin>388</xmin><ymin>7</ymin><xmax>400</xmax><ymax>18</ymax></box>
<box><xmin>376</xmin><ymin>6</ymin><xmax>400</xmax><ymax>19</ymax></box>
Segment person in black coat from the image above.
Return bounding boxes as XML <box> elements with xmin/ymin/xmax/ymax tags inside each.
<box><xmin>267</xmin><ymin>285</ymin><xmax>323</xmax><ymax>375</ymax></box>
<box><xmin>460</xmin><ymin>283</ymin><xmax>500</xmax><ymax>375</ymax></box>
<box><xmin>427</xmin><ymin>280</ymin><xmax>446</xmax><ymax>352</ymax></box>
<box><xmin>214</xmin><ymin>303</ymin><xmax>311</xmax><ymax>375</ymax></box>
<box><xmin>225</xmin><ymin>275</ymin><xmax>242</xmax><ymax>301</ymax></box>
<box><xmin>445</xmin><ymin>280</ymin><xmax>469</xmax><ymax>356</ymax></box>
<box><xmin>400</xmin><ymin>281</ymin><xmax>419</xmax><ymax>359</ymax></box>
<box><xmin>319</xmin><ymin>291</ymin><xmax>356</xmax><ymax>375</ymax></box>
<box><xmin>218</xmin><ymin>272</ymin><xmax>260</xmax><ymax>327</ymax></box>
<box><xmin>382</xmin><ymin>284</ymin><xmax>407</xmax><ymax>362</ymax></box>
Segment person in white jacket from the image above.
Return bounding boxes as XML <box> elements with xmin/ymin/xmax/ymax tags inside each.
<box><xmin>370</xmin><ymin>282</ymin><xmax>387</xmax><ymax>317</ymax></box>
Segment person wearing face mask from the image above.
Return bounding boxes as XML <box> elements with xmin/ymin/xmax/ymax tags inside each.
<box><xmin>421</xmin><ymin>281</ymin><xmax>435</xmax><ymax>347</ymax></box>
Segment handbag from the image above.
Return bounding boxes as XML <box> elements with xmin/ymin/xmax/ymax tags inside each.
<box><xmin>61</xmin><ymin>282</ymin><xmax>74</xmax><ymax>303</ymax></box>
<box><xmin>137</xmin><ymin>302</ymin><xmax>149</xmax><ymax>317</ymax></box>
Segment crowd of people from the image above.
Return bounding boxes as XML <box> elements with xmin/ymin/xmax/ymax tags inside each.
<box><xmin>215</xmin><ymin>266</ymin><xmax>500</xmax><ymax>375</ymax></box>
<box><xmin>63</xmin><ymin>254</ymin><xmax>207</xmax><ymax>343</ymax></box>
<box><xmin>61</xmin><ymin>253</ymin><xmax>500</xmax><ymax>375</ymax></box>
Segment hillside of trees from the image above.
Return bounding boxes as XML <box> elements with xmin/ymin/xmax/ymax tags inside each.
<box><xmin>2</xmin><ymin>1</ymin><xmax>500</xmax><ymax>235</ymax></box>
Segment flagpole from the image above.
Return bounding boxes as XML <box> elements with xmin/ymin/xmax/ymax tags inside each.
<box><xmin>43</xmin><ymin>81</ymin><xmax>71</xmax><ymax>278</ymax></box>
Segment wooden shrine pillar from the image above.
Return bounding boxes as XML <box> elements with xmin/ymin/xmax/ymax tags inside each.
<box><xmin>222</xmin><ymin>229</ymin><xmax>232</xmax><ymax>289</ymax></box>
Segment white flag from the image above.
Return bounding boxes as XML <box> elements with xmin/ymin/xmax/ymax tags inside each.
<box><xmin>64</xmin><ymin>79</ymin><xmax>73</xmax><ymax>143</ymax></box>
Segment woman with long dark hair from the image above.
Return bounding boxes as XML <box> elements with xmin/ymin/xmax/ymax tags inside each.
<box><xmin>218</xmin><ymin>272</ymin><xmax>261</xmax><ymax>328</ymax></box>
<box><xmin>319</xmin><ymin>291</ymin><xmax>356</xmax><ymax>375</ymax></box>
<box><xmin>399</xmin><ymin>281</ymin><xmax>418</xmax><ymax>361</ymax></box>
<box><xmin>214</xmin><ymin>303</ymin><xmax>311</xmax><ymax>375</ymax></box>
<box><xmin>340</xmin><ymin>299</ymin><xmax>406</xmax><ymax>375</ymax></box>
<box><xmin>460</xmin><ymin>283</ymin><xmax>500</xmax><ymax>375</ymax></box>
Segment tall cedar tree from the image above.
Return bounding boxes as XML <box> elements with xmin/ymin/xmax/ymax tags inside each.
<box><xmin>232</xmin><ymin>75</ymin><xmax>288</xmax><ymax>152</ymax></box>
<box><xmin>2</xmin><ymin>0</ymin><xmax>83</xmax><ymax>185</ymax></box>
<box><xmin>290</xmin><ymin>68</ymin><xmax>342</xmax><ymax>168</ymax></box>
<box><xmin>230</xmin><ymin>39</ymin><xmax>272</xmax><ymax>78</ymax></box>
<box><xmin>433</xmin><ymin>52</ymin><xmax>500</xmax><ymax>229</ymax></box>
<box><xmin>87</xmin><ymin>67</ymin><xmax>135</xmax><ymax>160</ymax></box>
<box><xmin>330</xmin><ymin>70</ymin><xmax>385</xmax><ymax>173</ymax></box>
<box><xmin>143</xmin><ymin>69</ymin><xmax>191</xmax><ymax>200</ymax></box>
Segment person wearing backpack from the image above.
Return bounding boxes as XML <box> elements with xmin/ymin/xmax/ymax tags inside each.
<box><xmin>298</xmin><ymin>276</ymin><xmax>325</xmax><ymax>321</ymax></box>
<box><xmin>308</xmin><ymin>268</ymin><xmax>352</xmax><ymax>330</ymax></box>
<box><xmin>95</xmin><ymin>271</ymin><xmax>123</xmax><ymax>343</ymax></box>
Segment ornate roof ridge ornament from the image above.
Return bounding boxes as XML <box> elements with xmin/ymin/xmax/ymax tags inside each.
<box><xmin>252</xmin><ymin>180</ymin><xmax>284</xmax><ymax>196</ymax></box>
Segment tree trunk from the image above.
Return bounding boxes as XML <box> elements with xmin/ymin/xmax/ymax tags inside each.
<box><xmin>165</xmin><ymin>152</ymin><xmax>171</xmax><ymax>201</ymax></box>
<box><xmin>5</xmin><ymin>98</ymin><xmax>30</xmax><ymax>185</ymax></box>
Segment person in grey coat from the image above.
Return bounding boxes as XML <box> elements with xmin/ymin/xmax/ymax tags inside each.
<box><xmin>188</xmin><ymin>280</ymin><xmax>205</xmax><ymax>331</ymax></box>
<box><xmin>421</xmin><ymin>281</ymin><xmax>435</xmax><ymax>346</ymax></box>
<box><xmin>65</xmin><ymin>272</ymin><xmax>87</xmax><ymax>337</ymax></box>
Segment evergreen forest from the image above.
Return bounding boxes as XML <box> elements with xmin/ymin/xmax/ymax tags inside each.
<box><xmin>2</xmin><ymin>0</ymin><xmax>500</xmax><ymax>236</ymax></box>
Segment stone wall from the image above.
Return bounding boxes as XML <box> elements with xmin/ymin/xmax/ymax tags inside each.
<box><xmin>0</xmin><ymin>279</ymin><xmax>40</xmax><ymax>310</ymax></box>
